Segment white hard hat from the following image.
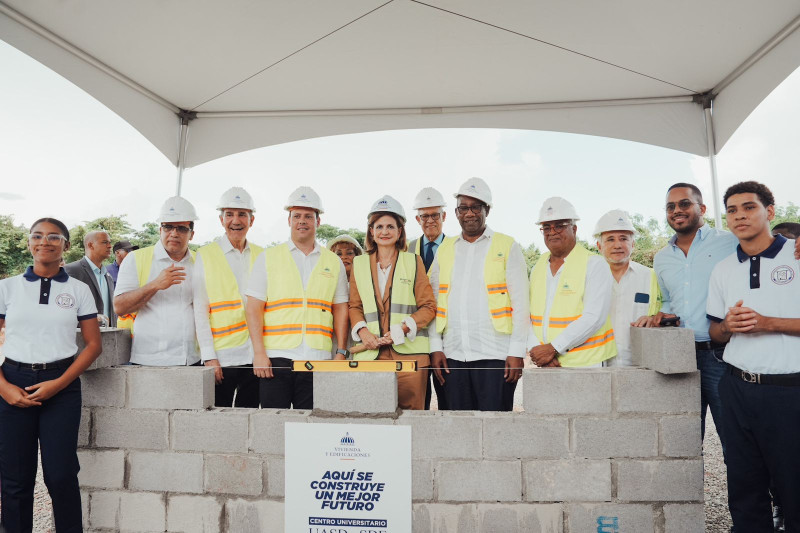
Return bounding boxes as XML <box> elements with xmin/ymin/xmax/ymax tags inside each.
<box><xmin>368</xmin><ymin>195</ymin><xmax>407</xmax><ymax>223</ymax></box>
<box><xmin>327</xmin><ymin>234</ymin><xmax>364</xmax><ymax>255</ymax></box>
<box><xmin>594</xmin><ymin>209</ymin><xmax>635</xmax><ymax>236</ymax></box>
<box><xmin>284</xmin><ymin>186</ymin><xmax>324</xmax><ymax>214</ymax></box>
<box><xmin>217</xmin><ymin>187</ymin><xmax>255</xmax><ymax>212</ymax></box>
<box><xmin>454</xmin><ymin>177</ymin><xmax>492</xmax><ymax>207</ymax></box>
<box><xmin>413</xmin><ymin>187</ymin><xmax>447</xmax><ymax>210</ymax></box>
<box><xmin>537</xmin><ymin>197</ymin><xmax>580</xmax><ymax>224</ymax></box>
<box><xmin>158</xmin><ymin>196</ymin><xmax>199</xmax><ymax>223</ymax></box>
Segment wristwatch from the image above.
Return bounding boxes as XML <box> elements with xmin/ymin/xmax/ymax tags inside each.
<box><xmin>336</xmin><ymin>348</ymin><xmax>351</xmax><ymax>358</ymax></box>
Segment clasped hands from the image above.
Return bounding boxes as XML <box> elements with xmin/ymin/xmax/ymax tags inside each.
<box><xmin>529</xmin><ymin>343</ymin><xmax>560</xmax><ymax>367</ymax></box>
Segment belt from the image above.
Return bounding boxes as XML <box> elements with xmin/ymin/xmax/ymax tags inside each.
<box><xmin>727</xmin><ymin>364</ymin><xmax>800</xmax><ymax>386</ymax></box>
<box><xmin>2</xmin><ymin>356</ymin><xmax>74</xmax><ymax>370</ymax></box>
<box><xmin>695</xmin><ymin>340</ymin><xmax>727</xmax><ymax>350</ymax></box>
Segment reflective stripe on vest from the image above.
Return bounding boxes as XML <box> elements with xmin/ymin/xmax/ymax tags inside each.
<box><xmin>198</xmin><ymin>241</ymin><xmax>264</xmax><ymax>352</ymax></box>
<box><xmin>351</xmin><ymin>252</ymin><xmax>430</xmax><ymax>361</ymax></box>
<box><xmin>529</xmin><ymin>245</ymin><xmax>616</xmax><ymax>367</ymax></box>
<box><xmin>262</xmin><ymin>243</ymin><xmax>340</xmax><ymax>351</ymax></box>
<box><xmin>436</xmin><ymin>233</ymin><xmax>515</xmax><ymax>334</ymax></box>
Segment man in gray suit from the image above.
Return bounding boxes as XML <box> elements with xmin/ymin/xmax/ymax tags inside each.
<box><xmin>65</xmin><ymin>230</ymin><xmax>116</xmax><ymax>326</ymax></box>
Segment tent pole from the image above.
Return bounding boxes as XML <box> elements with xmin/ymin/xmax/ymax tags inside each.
<box><xmin>703</xmin><ymin>103</ymin><xmax>723</xmax><ymax>229</ymax></box>
<box><xmin>175</xmin><ymin>111</ymin><xmax>196</xmax><ymax>197</ymax></box>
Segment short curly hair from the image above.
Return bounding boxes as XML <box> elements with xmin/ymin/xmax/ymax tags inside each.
<box><xmin>723</xmin><ymin>181</ymin><xmax>775</xmax><ymax>208</ymax></box>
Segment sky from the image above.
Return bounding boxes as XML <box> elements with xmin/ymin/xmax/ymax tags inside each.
<box><xmin>1</xmin><ymin>39</ymin><xmax>799</xmax><ymax>251</ymax></box>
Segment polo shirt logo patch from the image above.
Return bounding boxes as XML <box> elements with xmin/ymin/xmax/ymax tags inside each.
<box><xmin>771</xmin><ymin>265</ymin><xmax>795</xmax><ymax>285</ymax></box>
<box><xmin>55</xmin><ymin>293</ymin><xmax>76</xmax><ymax>309</ymax></box>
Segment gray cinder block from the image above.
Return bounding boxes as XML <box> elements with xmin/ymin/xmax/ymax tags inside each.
<box><xmin>78</xmin><ymin>408</ymin><xmax>91</xmax><ymax>447</ymax></box>
<box><xmin>660</xmin><ymin>416</ymin><xmax>702</xmax><ymax>457</ymax></box>
<box><xmin>128</xmin><ymin>451</ymin><xmax>204</xmax><ymax>493</ymax></box>
<box><xmin>224</xmin><ymin>499</ymin><xmax>284</xmax><ymax>532</ymax></box>
<box><xmin>81</xmin><ymin>367</ymin><xmax>127</xmax><ymax>408</ymax></box>
<box><xmin>616</xmin><ymin>459</ymin><xmax>704</xmax><ymax>502</ymax></box>
<box><xmin>127</xmin><ymin>366</ymin><xmax>214</xmax><ymax>410</ymax></box>
<box><xmin>572</xmin><ymin>418</ymin><xmax>658</xmax><ymax>458</ymax></box>
<box><xmin>93</xmin><ymin>408</ymin><xmax>169</xmax><ymax>450</ymax></box>
<box><xmin>204</xmin><ymin>454</ymin><xmax>263</xmax><ymax>495</ymax></box>
<box><xmin>413</xmin><ymin>459</ymin><xmax>434</xmax><ymax>501</ymax></box>
<box><xmin>172</xmin><ymin>410</ymin><xmax>249</xmax><ymax>453</ymax></box>
<box><xmin>483</xmin><ymin>415</ymin><xmax>569</xmax><ymax>460</ymax></box>
<box><xmin>437</xmin><ymin>460</ymin><xmax>521</xmax><ymax>502</ymax></box>
<box><xmin>167</xmin><ymin>494</ymin><xmax>223</xmax><ymax>533</ymax></box>
<box><xmin>266</xmin><ymin>456</ymin><xmax>285</xmax><ymax>498</ymax></box>
<box><xmin>523</xmin><ymin>369</ymin><xmax>612</xmax><ymax>414</ymax></box>
<box><xmin>524</xmin><ymin>460</ymin><xmax>612</xmax><ymax>502</ymax></box>
<box><xmin>250</xmin><ymin>410</ymin><xmax>309</xmax><ymax>454</ymax></box>
<box><xmin>313</xmin><ymin>371</ymin><xmax>397</xmax><ymax>413</ymax></box>
<box><xmin>118</xmin><ymin>491</ymin><xmax>166</xmax><ymax>532</ymax></box>
<box><xmin>397</xmin><ymin>412</ymin><xmax>482</xmax><ymax>459</ymax></box>
<box><xmin>663</xmin><ymin>503</ymin><xmax>705</xmax><ymax>533</ymax></box>
<box><xmin>630</xmin><ymin>327</ymin><xmax>696</xmax><ymax>374</ymax></box>
<box><xmin>77</xmin><ymin>327</ymin><xmax>132</xmax><ymax>370</ymax></box>
<box><xmin>77</xmin><ymin>450</ymin><xmax>124</xmax><ymax>489</ymax></box>
<box><xmin>412</xmin><ymin>503</ymin><xmax>479</xmax><ymax>533</ymax></box>
<box><xmin>567</xmin><ymin>503</ymin><xmax>655</xmax><ymax>533</ymax></box>
<box><xmin>478</xmin><ymin>504</ymin><xmax>564</xmax><ymax>533</ymax></box>
<box><xmin>614</xmin><ymin>369</ymin><xmax>701</xmax><ymax>414</ymax></box>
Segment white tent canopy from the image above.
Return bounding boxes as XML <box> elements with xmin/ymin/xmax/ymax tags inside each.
<box><xmin>2</xmin><ymin>0</ymin><xmax>800</xmax><ymax>221</ymax></box>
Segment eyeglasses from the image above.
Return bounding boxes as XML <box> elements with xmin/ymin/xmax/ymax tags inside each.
<box><xmin>539</xmin><ymin>222</ymin><xmax>572</xmax><ymax>234</ymax></box>
<box><xmin>29</xmin><ymin>233</ymin><xmax>67</xmax><ymax>244</ymax></box>
<box><xmin>418</xmin><ymin>213</ymin><xmax>442</xmax><ymax>222</ymax></box>
<box><xmin>665</xmin><ymin>199</ymin><xmax>697</xmax><ymax>213</ymax></box>
<box><xmin>160</xmin><ymin>224</ymin><xmax>192</xmax><ymax>234</ymax></box>
<box><xmin>456</xmin><ymin>204</ymin><xmax>485</xmax><ymax>215</ymax></box>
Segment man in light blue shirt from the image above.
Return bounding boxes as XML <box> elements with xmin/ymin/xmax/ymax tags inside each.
<box><xmin>65</xmin><ymin>230</ymin><xmax>116</xmax><ymax>326</ymax></box>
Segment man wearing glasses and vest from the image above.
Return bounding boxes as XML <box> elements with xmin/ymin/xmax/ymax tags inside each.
<box><xmin>528</xmin><ymin>197</ymin><xmax>616</xmax><ymax>368</ymax></box>
<box><xmin>193</xmin><ymin>187</ymin><xmax>263</xmax><ymax>407</ymax></box>
<box><xmin>114</xmin><ymin>196</ymin><xmax>200</xmax><ymax>366</ymax></box>
<box><xmin>429</xmin><ymin>177</ymin><xmax>530</xmax><ymax>411</ymax></box>
<box><xmin>245</xmin><ymin>187</ymin><xmax>349</xmax><ymax>409</ymax></box>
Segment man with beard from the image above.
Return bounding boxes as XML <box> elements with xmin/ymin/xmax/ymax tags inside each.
<box><xmin>193</xmin><ymin>187</ymin><xmax>263</xmax><ymax>407</ymax></box>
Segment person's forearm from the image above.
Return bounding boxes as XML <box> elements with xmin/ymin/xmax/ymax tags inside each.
<box><xmin>760</xmin><ymin>316</ymin><xmax>800</xmax><ymax>336</ymax></box>
<box><xmin>114</xmin><ymin>282</ymin><xmax>160</xmax><ymax>315</ymax></box>
<box><xmin>60</xmin><ymin>321</ymin><xmax>103</xmax><ymax>385</ymax></box>
<box><xmin>709</xmin><ymin>321</ymin><xmax>732</xmax><ymax>344</ymax></box>
<box><xmin>246</xmin><ymin>297</ymin><xmax>266</xmax><ymax>355</ymax></box>
<box><xmin>332</xmin><ymin>303</ymin><xmax>348</xmax><ymax>350</ymax></box>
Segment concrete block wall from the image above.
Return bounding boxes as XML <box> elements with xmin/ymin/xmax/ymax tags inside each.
<box><xmin>76</xmin><ymin>328</ymin><xmax>132</xmax><ymax>369</ymax></box>
<box><xmin>77</xmin><ymin>366</ymin><xmax>704</xmax><ymax>532</ymax></box>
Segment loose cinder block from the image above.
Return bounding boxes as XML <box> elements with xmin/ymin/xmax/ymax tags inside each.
<box><xmin>437</xmin><ymin>461</ymin><xmax>521</xmax><ymax>502</ymax></box>
<box><xmin>204</xmin><ymin>454</ymin><xmax>263</xmax><ymax>495</ymax></box>
<box><xmin>93</xmin><ymin>408</ymin><xmax>169</xmax><ymax>450</ymax></box>
<box><xmin>477</xmin><ymin>504</ymin><xmax>563</xmax><ymax>533</ymax></box>
<box><xmin>524</xmin><ymin>460</ymin><xmax>612</xmax><ymax>502</ymax></box>
<box><xmin>483</xmin><ymin>415</ymin><xmax>569</xmax><ymax>459</ymax></box>
<box><xmin>250</xmin><ymin>410</ymin><xmax>309</xmax><ymax>454</ymax></box>
<box><xmin>313</xmin><ymin>371</ymin><xmax>397</xmax><ymax>413</ymax></box>
<box><xmin>397</xmin><ymin>412</ymin><xmax>482</xmax><ymax>459</ymax></box>
<box><xmin>572</xmin><ymin>418</ymin><xmax>658</xmax><ymax>458</ymax></box>
<box><xmin>412</xmin><ymin>503</ymin><xmax>479</xmax><ymax>533</ymax></box>
<box><xmin>663</xmin><ymin>503</ymin><xmax>705</xmax><ymax>533</ymax></box>
<box><xmin>172</xmin><ymin>410</ymin><xmax>249</xmax><ymax>453</ymax></box>
<box><xmin>127</xmin><ymin>367</ymin><xmax>214</xmax><ymax>410</ymax></box>
<box><xmin>167</xmin><ymin>494</ymin><xmax>222</xmax><ymax>533</ymax></box>
<box><xmin>614</xmin><ymin>369</ymin><xmax>701</xmax><ymax>414</ymax></box>
<box><xmin>79</xmin><ymin>328</ymin><xmax>132</xmax><ymax>370</ymax></box>
<box><xmin>119</xmin><ymin>491</ymin><xmax>166</xmax><ymax>532</ymax></box>
<box><xmin>128</xmin><ymin>451</ymin><xmax>204</xmax><ymax>493</ymax></box>
<box><xmin>78</xmin><ymin>450</ymin><xmax>124</xmax><ymax>489</ymax></box>
<box><xmin>81</xmin><ymin>368</ymin><xmax>127</xmax><ymax>407</ymax></box>
<box><xmin>266</xmin><ymin>456</ymin><xmax>285</xmax><ymax>498</ymax></box>
<box><xmin>523</xmin><ymin>369</ymin><xmax>612</xmax><ymax>414</ymax></box>
<box><xmin>630</xmin><ymin>326</ymin><xmax>696</xmax><ymax>374</ymax></box>
<box><xmin>78</xmin><ymin>408</ymin><xmax>91</xmax><ymax>447</ymax></box>
<box><xmin>224</xmin><ymin>498</ymin><xmax>284</xmax><ymax>532</ymax></box>
<box><xmin>567</xmin><ymin>503</ymin><xmax>655</xmax><ymax>533</ymax></box>
<box><xmin>616</xmin><ymin>459</ymin><xmax>704</xmax><ymax>502</ymax></box>
<box><xmin>660</xmin><ymin>416</ymin><xmax>702</xmax><ymax>457</ymax></box>
<box><xmin>413</xmin><ymin>459</ymin><xmax>434</xmax><ymax>501</ymax></box>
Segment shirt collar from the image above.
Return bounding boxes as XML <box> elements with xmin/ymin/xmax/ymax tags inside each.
<box><xmin>422</xmin><ymin>233</ymin><xmax>445</xmax><ymax>246</ymax></box>
<box><xmin>288</xmin><ymin>239</ymin><xmax>320</xmax><ymax>255</ymax></box>
<box><xmin>153</xmin><ymin>239</ymin><xmax>191</xmax><ymax>262</ymax></box>
<box><xmin>454</xmin><ymin>226</ymin><xmax>493</xmax><ymax>243</ymax></box>
<box><xmin>84</xmin><ymin>256</ymin><xmax>106</xmax><ymax>275</ymax></box>
<box><xmin>736</xmin><ymin>234</ymin><xmax>786</xmax><ymax>263</ymax></box>
<box><xmin>23</xmin><ymin>266</ymin><xmax>69</xmax><ymax>282</ymax></box>
<box><xmin>668</xmin><ymin>222</ymin><xmax>712</xmax><ymax>248</ymax></box>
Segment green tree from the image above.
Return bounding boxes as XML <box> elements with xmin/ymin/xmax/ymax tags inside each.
<box><xmin>630</xmin><ymin>214</ymin><xmax>671</xmax><ymax>268</ymax></box>
<box><xmin>132</xmin><ymin>222</ymin><xmax>160</xmax><ymax>248</ymax></box>
<box><xmin>0</xmin><ymin>215</ymin><xmax>30</xmax><ymax>278</ymax></box>
<box><xmin>64</xmin><ymin>215</ymin><xmax>138</xmax><ymax>263</ymax></box>
<box><xmin>316</xmin><ymin>224</ymin><xmax>366</xmax><ymax>248</ymax></box>
<box><xmin>772</xmin><ymin>202</ymin><xmax>799</xmax><ymax>227</ymax></box>
<box><xmin>521</xmin><ymin>243</ymin><xmax>541</xmax><ymax>274</ymax></box>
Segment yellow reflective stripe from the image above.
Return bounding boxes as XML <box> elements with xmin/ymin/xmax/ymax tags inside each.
<box><xmin>569</xmin><ymin>329</ymin><xmax>615</xmax><ymax>352</ymax></box>
<box><xmin>211</xmin><ymin>321</ymin><xmax>248</xmax><ymax>338</ymax></box>
<box><xmin>209</xmin><ymin>300</ymin><xmax>242</xmax><ymax>313</ymax></box>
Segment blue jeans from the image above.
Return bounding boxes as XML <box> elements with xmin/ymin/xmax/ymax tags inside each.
<box><xmin>0</xmin><ymin>363</ymin><xmax>83</xmax><ymax>533</ymax></box>
<box><xmin>696</xmin><ymin>346</ymin><xmax>727</xmax><ymax>450</ymax></box>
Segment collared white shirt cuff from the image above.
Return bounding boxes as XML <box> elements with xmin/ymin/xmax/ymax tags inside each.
<box><xmin>551</xmin><ymin>338</ymin><xmax>568</xmax><ymax>355</ymax></box>
<box><xmin>390</xmin><ymin>323</ymin><xmax>405</xmax><ymax>345</ymax></box>
<box><xmin>351</xmin><ymin>321</ymin><xmax>368</xmax><ymax>341</ymax></box>
<box><xmin>508</xmin><ymin>340</ymin><xmax>527</xmax><ymax>359</ymax></box>
<box><xmin>402</xmin><ymin>317</ymin><xmax>417</xmax><ymax>340</ymax></box>
<box><xmin>200</xmin><ymin>347</ymin><xmax>218</xmax><ymax>361</ymax></box>
<box><xmin>428</xmin><ymin>324</ymin><xmax>443</xmax><ymax>352</ymax></box>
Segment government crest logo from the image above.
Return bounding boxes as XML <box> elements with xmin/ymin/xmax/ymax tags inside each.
<box><xmin>771</xmin><ymin>265</ymin><xmax>795</xmax><ymax>285</ymax></box>
<box><xmin>55</xmin><ymin>293</ymin><xmax>75</xmax><ymax>309</ymax></box>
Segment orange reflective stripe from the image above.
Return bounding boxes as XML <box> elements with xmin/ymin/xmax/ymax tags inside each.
<box><xmin>568</xmin><ymin>330</ymin><xmax>615</xmax><ymax>352</ymax></box>
<box><xmin>491</xmin><ymin>307</ymin><xmax>513</xmax><ymax>318</ymax></box>
<box><xmin>263</xmin><ymin>324</ymin><xmax>304</xmax><ymax>335</ymax></box>
<box><xmin>306</xmin><ymin>325</ymin><xmax>334</xmax><ymax>337</ymax></box>
<box><xmin>547</xmin><ymin>314</ymin><xmax>583</xmax><ymax>327</ymax></box>
<box><xmin>307</xmin><ymin>299</ymin><xmax>333</xmax><ymax>312</ymax></box>
<box><xmin>211</xmin><ymin>321</ymin><xmax>248</xmax><ymax>338</ymax></box>
<box><xmin>209</xmin><ymin>300</ymin><xmax>242</xmax><ymax>313</ymax></box>
<box><xmin>264</xmin><ymin>299</ymin><xmax>305</xmax><ymax>312</ymax></box>
<box><xmin>438</xmin><ymin>284</ymin><xmax>449</xmax><ymax>293</ymax></box>
<box><xmin>486</xmin><ymin>284</ymin><xmax>508</xmax><ymax>294</ymax></box>
<box><xmin>530</xmin><ymin>314</ymin><xmax>543</xmax><ymax>325</ymax></box>
<box><xmin>436</xmin><ymin>307</ymin><xmax>447</xmax><ymax>317</ymax></box>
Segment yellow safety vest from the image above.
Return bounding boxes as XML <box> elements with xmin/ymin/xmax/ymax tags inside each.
<box><xmin>436</xmin><ymin>232</ymin><xmax>515</xmax><ymax>334</ymax></box>
<box><xmin>646</xmin><ymin>269</ymin><xmax>663</xmax><ymax>316</ymax></box>
<box><xmin>198</xmin><ymin>241</ymin><xmax>264</xmax><ymax>352</ymax></box>
<box><xmin>412</xmin><ymin>238</ymin><xmax>422</xmax><ymax>256</ymax></box>
<box><xmin>351</xmin><ymin>252</ymin><xmax>430</xmax><ymax>360</ymax></box>
<box><xmin>529</xmin><ymin>245</ymin><xmax>616</xmax><ymax>367</ymax></box>
<box><xmin>262</xmin><ymin>243</ymin><xmax>340</xmax><ymax>351</ymax></box>
<box><xmin>116</xmin><ymin>246</ymin><xmax>196</xmax><ymax>336</ymax></box>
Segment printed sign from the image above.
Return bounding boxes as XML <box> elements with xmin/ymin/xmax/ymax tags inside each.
<box><xmin>285</xmin><ymin>423</ymin><xmax>411</xmax><ymax>533</ymax></box>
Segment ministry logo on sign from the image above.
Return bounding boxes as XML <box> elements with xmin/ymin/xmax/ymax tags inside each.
<box><xmin>326</xmin><ymin>432</ymin><xmax>370</xmax><ymax>460</ymax></box>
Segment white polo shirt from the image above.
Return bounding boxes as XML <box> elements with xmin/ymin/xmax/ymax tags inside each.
<box><xmin>606</xmin><ymin>260</ymin><xmax>658</xmax><ymax>367</ymax></box>
<box><xmin>707</xmin><ymin>235</ymin><xmax>800</xmax><ymax>374</ymax></box>
<box><xmin>0</xmin><ymin>267</ymin><xmax>97</xmax><ymax>363</ymax></box>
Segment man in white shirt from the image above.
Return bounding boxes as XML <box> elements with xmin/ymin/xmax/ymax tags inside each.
<box><xmin>64</xmin><ymin>230</ymin><xmax>116</xmax><ymax>326</ymax></box>
<box><xmin>528</xmin><ymin>197</ymin><xmax>616</xmax><ymax>368</ymax></box>
<box><xmin>594</xmin><ymin>210</ymin><xmax>662</xmax><ymax>366</ymax></box>
<box><xmin>193</xmin><ymin>187</ymin><xmax>263</xmax><ymax>407</ymax></box>
<box><xmin>429</xmin><ymin>177</ymin><xmax>529</xmax><ymax>411</ymax></box>
<box><xmin>114</xmin><ymin>196</ymin><xmax>200</xmax><ymax>366</ymax></box>
<box><xmin>245</xmin><ymin>186</ymin><xmax>349</xmax><ymax>409</ymax></box>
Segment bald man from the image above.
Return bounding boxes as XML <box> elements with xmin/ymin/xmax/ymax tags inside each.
<box><xmin>64</xmin><ymin>230</ymin><xmax>116</xmax><ymax>326</ymax></box>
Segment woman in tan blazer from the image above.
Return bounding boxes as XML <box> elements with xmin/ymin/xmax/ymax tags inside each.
<box><xmin>349</xmin><ymin>195</ymin><xmax>436</xmax><ymax>410</ymax></box>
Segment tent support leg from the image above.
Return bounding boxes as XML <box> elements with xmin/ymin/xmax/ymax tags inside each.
<box><xmin>703</xmin><ymin>104</ymin><xmax>723</xmax><ymax>229</ymax></box>
<box><xmin>175</xmin><ymin>110</ymin><xmax>197</xmax><ymax>197</ymax></box>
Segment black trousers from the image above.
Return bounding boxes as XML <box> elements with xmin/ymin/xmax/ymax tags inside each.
<box><xmin>258</xmin><ymin>358</ymin><xmax>313</xmax><ymax>409</ymax></box>
<box><xmin>442</xmin><ymin>358</ymin><xmax>516</xmax><ymax>412</ymax></box>
<box><xmin>215</xmin><ymin>365</ymin><xmax>259</xmax><ymax>408</ymax></box>
<box><xmin>719</xmin><ymin>371</ymin><xmax>800</xmax><ymax>532</ymax></box>
<box><xmin>0</xmin><ymin>363</ymin><xmax>83</xmax><ymax>533</ymax></box>
<box><xmin>424</xmin><ymin>369</ymin><xmax>449</xmax><ymax>410</ymax></box>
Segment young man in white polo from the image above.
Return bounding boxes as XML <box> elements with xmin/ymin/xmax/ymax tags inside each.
<box><xmin>707</xmin><ymin>181</ymin><xmax>800</xmax><ymax>532</ymax></box>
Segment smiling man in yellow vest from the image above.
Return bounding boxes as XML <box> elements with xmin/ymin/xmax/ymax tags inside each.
<box><xmin>193</xmin><ymin>187</ymin><xmax>263</xmax><ymax>407</ymax></box>
<box><xmin>429</xmin><ymin>177</ymin><xmax>530</xmax><ymax>411</ymax></box>
<box><xmin>245</xmin><ymin>186</ymin><xmax>349</xmax><ymax>409</ymax></box>
<box><xmin>528</xmin><ymin>197</ymin><xmax>616</xmax><ymax>368</ymax></box>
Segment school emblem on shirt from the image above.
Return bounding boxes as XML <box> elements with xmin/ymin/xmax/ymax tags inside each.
<box><xmin>771</xmin><ymin>265</ymin><xmax>795</xmax><ymax>285</ymax></box>
<box><xmin>55</xmin><ymin>293</ymin><xmax>75</xmax><ymax>309</ymax></box>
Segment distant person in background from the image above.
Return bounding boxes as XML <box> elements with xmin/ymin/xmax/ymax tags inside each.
<box><xmin>65</xmin><ymin>230</ymin><xmax>117</xmax><ymax>327</ymax></box>
<box><xmin>328</xmin><ymin>234</ymin><xmax>363</xmax><ymax>282</ymax></box>
<box><xmin>771</xmin><ymin>221</ymin><xmax>800</xmax><ymax>239</ymax></box>
<box><xmin>107</xmin><ymin>240</ymin><xmax>138</xmax><ymax>283</ymax></box>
